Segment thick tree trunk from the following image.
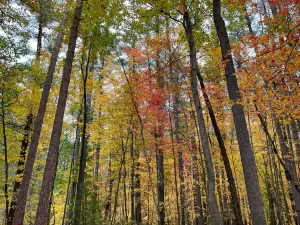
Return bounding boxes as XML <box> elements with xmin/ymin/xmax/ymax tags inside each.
<box><xmin>33</xmin><ymin>1</ymin><xmax>83</xmax><ymax>224</ymax></box>
<box><xmin>212</xmin><ymin>1</ymin><xmax>267</xmax><ymax>224</ymax></box>
<box><xmin>155</xmin><ymin>42</ymin><xmax>165</xmax><ymax>225</ymax></box>
<box><xmin>183</xmin><ymin>9</ymin><xmax>221</xmax><ymax>225</ymax></box>
<box><xmin>156</xmin><ymin>133</ymin><xmax>165</xmax><ymax>225</ymax></box>
<box><xmin>12</xmin><ymin>8</ymin><xmax>69</xmax><ymax>225</ymax></box>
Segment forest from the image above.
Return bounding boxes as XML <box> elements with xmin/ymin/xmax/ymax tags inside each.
<box><xmin>0</xmin><ymin>0</ymin><xmax>299</xmax><ymax>224</ymax></box>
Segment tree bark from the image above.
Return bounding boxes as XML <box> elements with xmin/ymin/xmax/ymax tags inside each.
<box><xmin>7</xmin><ymin>113</ymin><xmax>33</xmax><ymax>225</ymax></box>
<box><xmin>173</xmin><ymin>80</ymin><xmax>187</xmax><ymax>225</ymax></box>
<box><xmin>130</xmin><ymin>127</ymin><xmax>135</xmax><ymax>223</ymax></box>
<box><xmin>2</xmin><ymin>94</ymin><xmax>9</xmax><ymax>225</ymax></box>
<box><xmin>291</xmin><ymin>119</ymin><xmax>300</xmax><ymax>167</ymax></box>
<box><xmin>212</xmin><ymin>1</ymin><xmax>267</xmax><ymax>224</ymax></box>
<box><xmin>73</xmin><ymin>47</ymin><xmax>93</xmax><ymax>225</ymax></box>
<box><xmin>62</xmin><ymin>118</ymin><xmax>81</xmax><ymax>225</ymax></box>
<box><xmin>134</xmin><ymin>140</ymin><xmax>142</xmax><ymax>224</ymax></box>
<box><xmin>105</xmin><ymin>153</ymin><xmax>114</xmax><ymax>222</ymax></box>
<box><xmin>275</xmin><ymin>119</ymin><xmax>300</xmax><ymax>223</ymax></box>
<box><xmin>33</xmin><ymin>1</ymin><xmax>83</xmax><ymax>223</ymax></box>
<box><xmin>12</xmin><ymin>8</ymin><xmax>70</xmax><ymax>225</ymax></box>
<box><xmin>183</xmin><ymin>8</ymin><xmax>221</xmax><ymax>225</ymax></box>
<box><xmin>191</xmin><ymin>137</ymin><xmax>205</xmax><ymax>225</ymax></box>
<box><xmin>65</xmin><ymin>109</ymin><xmax>82</xmax><ymax>225</ymax></box>
<box><xmin>196</xmin><ymin>58</ymin><xmax>243</xmax><ymax>225</ymax></box>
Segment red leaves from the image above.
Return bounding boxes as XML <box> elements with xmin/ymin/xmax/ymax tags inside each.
<box><xmin>268</xmin><ymin>0</ymin><xmax>278</xmax><ymax>8</ymax></box>
<box><xmin>269</xmin><ymin>0</ymin><xmax>300</xmax><ymax>7</ymax></box>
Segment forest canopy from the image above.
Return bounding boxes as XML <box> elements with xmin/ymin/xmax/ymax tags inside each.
<box><xmin>0</xmin><ymin>0</ymin><xmax>299</xmax><ymax>224</ymax></box>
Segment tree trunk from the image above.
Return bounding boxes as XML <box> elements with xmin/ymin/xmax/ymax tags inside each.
<box><xmin>174</xmin><ymin>83</ymin><xmax>187</xmax><ymax>225</ymax></box>
<box><xmin>2</xmin><ymin>95</ymin><xmax>9</xmax><ymax>225</ymax></box>
<box><xmin>33</xmin><ymin>1</ymin><xmax>83</xmax><ymax>224</ymax></box>
<box><xmin>275</xmin><ymin>119</ymin><xmax>300</xmax><ymax>223</ymax></box>
<box><xmin>12</xmin><ymin>8</ymin><xmax>70</xmax><ymax>225</ymax></box>
<box><xmin>156</xmin><ymin>132</ymin><xmax>165</xmax><ymax>225</ymax></box>
<box><xmin>212</xmin><ymin>1</ymin><xmax>267</xmax><ymax>224</ymax></box>
<box><xmin>73</xmin><ymin>48</ymin><xmax>93</xmax><ymax>225</ymax></box>
<box><xmin>291</xmin><ymin>119</ymin><xmax>300</xmax><ymax>168</ymax></box>
<box><xmin>105</xmin><ymin>154</ymin><xmax>114</xmax><ymax>222</ymax></box>
<box><xmin>155</xmin><ymin>38</ymin><xmax>165</xmax><ymax>225</ymax></box>
<box><xmin>65</xmin><ymin>110</ymin><xmax>82</xmax><ymax>225</ymax></box>
<box><xmin>62</xmin><ymin>117</ymin><xmax>81</xmax><ymax>225</ymax></box>
<box><xmin>7</xmin><ymin>113</ymin><xmax>33</xmax><ymax>225</ymax></box>
<box><xmin>130</xmin><ymin>127</ymin><xmax>135</xmax><ymax>223</ymax></box>
<box><xmin>191</xmin><ymin>137</ymin><xmax>205</xmax><ymax>225</ymax></box>
<box><xmin>134</xmin><ymin>140</ymin><xmax>142</xmax><ymax>224</ymax></box>
<box><xmin>183</xmin><ymin>8</ymin><xmax>221</xmax><ymax>225</ymax></box>
<box><xmin>196</xmin><ymin>59</ymin><xmax>243</xmax><ymax>225</ymax></box>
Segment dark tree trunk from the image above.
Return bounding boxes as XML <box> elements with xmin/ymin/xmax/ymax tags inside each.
<box><xmin>135</xmin><ymin>142</ymin><xmax>142</xmax><ymax>224</ymax></box>
<box><xmin>12</xmin><ymin>8</ymin><xmax>69</xmax><ymax>225</ymax></box>
<box><xmin>196</xmin><ymin>60</ymin><xmax>243</xmax><ymax>225</ymax></box>
<box><xmin>264</xmin><ymin>154</ymin><xmax>276</xmax><ymax>225</ymax></box>
<box><xmin>156</xmin><ymin>130</ymin><xmax>165</xmax><ymax>225</ymax></box>
<box><xmin>105</xmin><ymin>154</ymin><xmax>114</xmax><ymax>222</ymax></box>
<box><xmin>65</xmin><ymin>110</ymin><xmax>81</xmax><ymax>225</ymax></box>
<box><xmin>275</xmin><ymin>120</ymin><xmax>300</xmax><ymax>223</ymax></box>
<box><xmin>130</xmin><ymin>127</ymin><xmax>135</xmax><ymax>223</ymax></box>
<box><xmin>2</xmin><ymin>96</ymin><xmax>9</xmax><ymax>225</ymax></box>
<box><xmin>7</xmin><ymin>113</ymin><xmax>32</xmax><ymax>225</ymax></box>
<box><xmin>73</xmin><ymin>48</ymin><xmax>93</xmax><ymax>225</ymax></box>
<box><xmin>212</xmin><ymin>1</ymin><xmax>267</xmax><ymax>224</ymax></box>
<box><xmin>62</xmin><ymin>117</ymin><xmax>81</xmax><ymax>225</ymax></box>
<box><xmin>33</xmin><ymin>1</ymin><xmax>83</xmax><ymax>224</ymax></box>
<box><xmin>155</xmin><ymin>38</ymin><xmax>165</xmax><ymax>225</ymax></box>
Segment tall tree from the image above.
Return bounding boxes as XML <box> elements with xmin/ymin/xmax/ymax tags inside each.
<box><xmin>73</xmin><ymin>47</ymin><xmax>94</xmax><ymax>225</ymax></box>
<box><xmin>32</xmin><ymin>0</ymin><xmax>83</xmax><ymax>224</ymax></box>
<box><xmin>182</xmin><ymin>6</ymin><xmax>222</xmax><ymax>224</ymax></box>
<box><xmin>212</xmin><ymin>0</ymin><xmax>267</xmax><ymax>224</ymax></box>
<box><xmin>9</xmin><ymin>9</ymin><xmax>69</xmax><ymax>225</ymax></box>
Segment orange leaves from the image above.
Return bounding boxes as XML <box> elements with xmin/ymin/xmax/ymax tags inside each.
<box><xmin>123</xmin><ymin>48</ymin><xmax>148</xmax><ymax>64</ymax></box>
<box><xmin>232</xmin><ymin>13</ymin><xmax>300</xmax><ymax>120</ymax></box>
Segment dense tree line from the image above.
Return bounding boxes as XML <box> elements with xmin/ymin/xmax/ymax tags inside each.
<box><xmin>0</xmin><ymin>0</ymin><xmax>299</xmax><ymax>224</ymax></box>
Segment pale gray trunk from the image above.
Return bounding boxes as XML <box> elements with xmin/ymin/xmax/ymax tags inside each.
<box><xmin>183</xmin><ymin>9</ymin><xmax>221</xmax><ymax>225</ymax></box>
